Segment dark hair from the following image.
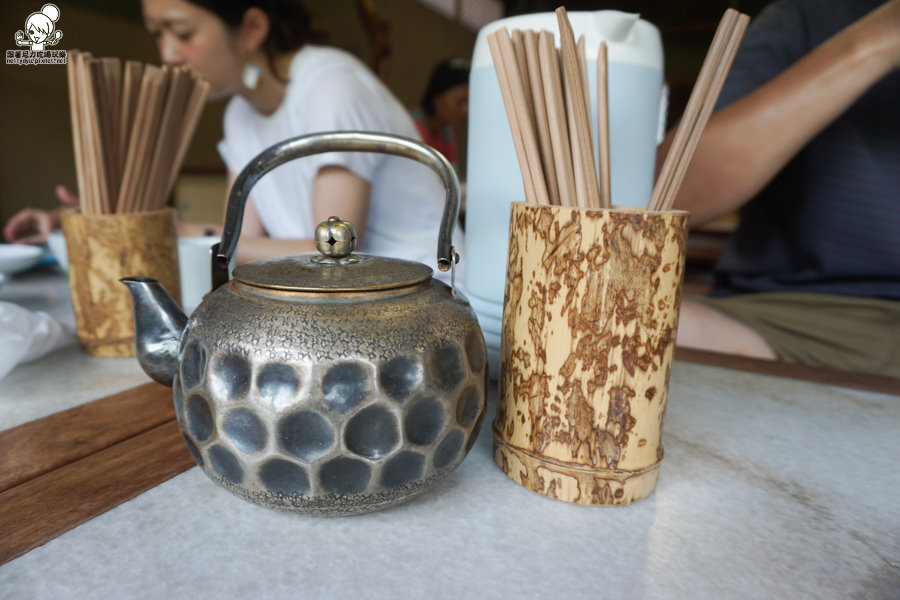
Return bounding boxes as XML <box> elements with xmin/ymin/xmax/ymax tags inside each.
<box><xmin>421</xmin><ymin>58</ymin><xmax>470</xmax><ymax>117</ymax></box>
<box><xmin>188</xmin><ymin>1</ymin><xmax>311</xmax><ymax>77</ymax></box>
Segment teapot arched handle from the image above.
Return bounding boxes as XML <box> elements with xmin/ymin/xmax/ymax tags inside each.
<box><xmin>212</xmin><ymin>131</ymin><xmax>460</xmax><ymax>290</ymax></box>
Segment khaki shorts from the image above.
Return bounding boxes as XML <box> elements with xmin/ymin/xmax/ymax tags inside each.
<box><xmin>689</xmin><ymin>292</ymin><xmax>900</xmax><ymax>378</ymax></box>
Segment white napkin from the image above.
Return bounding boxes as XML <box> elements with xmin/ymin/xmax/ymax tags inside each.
<box><xmin>0</xmin><ymin>301</ymin><xmax>76</xmax><ymax>381</ymax></box>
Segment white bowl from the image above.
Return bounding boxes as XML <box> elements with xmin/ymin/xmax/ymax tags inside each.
<box><xmin>0</xmin><ymin>244</ymin><xmax>44</xmax><ymax>275</ymax></box>
<box><xmin>46</xmin><ymin>229</ymin><xmax>68</xmax><ymax>272</ymax></box>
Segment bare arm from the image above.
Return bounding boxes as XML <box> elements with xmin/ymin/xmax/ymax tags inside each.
<box><xmin>3</xmin><ymin>185</ymin><xmax>79</xmax><ymax>244</ymax></box>
<box><xmin>660</xmin><ymin>0</ymin><xmax>900</xmax><ymax>227</ymax></box>
<box><xmin>235</xmin><ymin>165</ymin><xmax>371</xmax><ymax>264</ymax></box>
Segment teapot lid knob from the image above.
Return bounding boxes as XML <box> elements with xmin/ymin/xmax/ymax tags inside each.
<box><xmin>315</xmin><ymin>216</ymin><xmax>358</xmax><ymax>259</ymax></box>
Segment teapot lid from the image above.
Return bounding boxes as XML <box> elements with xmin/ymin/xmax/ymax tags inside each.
<box><xmin>231</xmin><ymin>217</ymin><xmax>433</xmax><ymax>293</ymax></box>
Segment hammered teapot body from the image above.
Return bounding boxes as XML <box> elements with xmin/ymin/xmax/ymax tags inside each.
<box><xmin>124</xmin><ymin>132</ymin><xmax>487</xmax><ymax>516</ymax></box>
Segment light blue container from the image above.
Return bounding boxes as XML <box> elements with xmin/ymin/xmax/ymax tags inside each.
<box><xmin>464</xmin><ymin>11</ymin><xmax>666</xmax><ymax>375</ymax></box>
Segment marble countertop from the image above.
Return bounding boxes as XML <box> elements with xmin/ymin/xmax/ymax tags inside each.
<box><xmin>3</xmin><ymin>360</ymin><xmax>898</xmax><ymax>599</ymax></box>
<box><xmin>1</xmin><ymin>270</ymin><xmax>898</xmax><ymax>599</ymax></box>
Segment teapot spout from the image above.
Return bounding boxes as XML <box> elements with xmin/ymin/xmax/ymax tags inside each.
<box><xmin>121</xmin><ymin>277</ymin><xmax>188</xmax><ymax>387</ymax></box>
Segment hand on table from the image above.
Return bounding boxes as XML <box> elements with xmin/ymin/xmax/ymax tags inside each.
<box><xmin>3</xmin><ymin>185</ymin><xmax>79</xmax><ymax>245</ymax></box>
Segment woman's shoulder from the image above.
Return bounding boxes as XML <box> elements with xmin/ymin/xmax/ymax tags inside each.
<box><xmin>222</xmin><ymin>94</ymin><xmax>257</xmax><ymax>136</ymax></box>
<box><xmin>286</xmin><ymin>46</ymin><xmax>383</xmax><ymax>110</ymax></box>
<box><xmin>290</xmin><ymin>45</ymin><xmax>369</xmax><ymax>80</ymax></box>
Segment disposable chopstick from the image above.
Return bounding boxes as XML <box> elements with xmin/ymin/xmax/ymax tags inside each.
<box><xmin>523</xmin><ymin>30</ymin><xmax>560</xmax><ymax>206</ymax></box>
<box><xmin>165</xmin><ymin>76</ymin><xmax>209</xmax><ymax>196</ymax></box>
<box><xmin>556</xmin><ymin>8</ymin><xmax>600</xmax><ymax>210</ymax></box>
<box><xmin>596</xmin><ymin>41</ymin><xmax>611</xmax><ymax>208</ymax></box>
<box><xmin>66</xmin><ymin>51</ymin><xmax>88</xmax><ymax>213</ymax></box>
<box><xmin>650</xmin><ymin>9</ymin><xmax>739</xmax><ymax>211</ymax></box>
<box><xmin>538</xmin><ymin>30</ymin><xmax>576</xmax><ymax>207</ymax></box>
<box><xmin>660</xmin><ymin>13</ymin><xmax>749</xmax><ymax>211</ymax></box>
<box><xmin>487</xmin><ymin>28</ymin><xmax>549</xmax><ymax>206</ymax></box>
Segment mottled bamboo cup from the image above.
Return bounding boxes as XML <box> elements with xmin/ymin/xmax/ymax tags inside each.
<box><xmin>60</xmin><ymin>208</ymin><xmax>181</xmax><ymax>357</ymax></box>
<box><xmin>494</xmin><ymin>203</ymin><xmax>688</xmax><ymax>506</ymax></box>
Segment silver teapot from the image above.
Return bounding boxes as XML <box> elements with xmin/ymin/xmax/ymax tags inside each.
<box><xmin>123</xmin><ymin>132</ymin><xmax>487</xmax><ymax>516</ymax></box>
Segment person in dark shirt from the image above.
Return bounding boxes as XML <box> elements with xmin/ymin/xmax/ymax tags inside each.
<box><xmin>669</xmin><ymin>0</ymin><xmax>900</xmax><ymax>376</ymax></box>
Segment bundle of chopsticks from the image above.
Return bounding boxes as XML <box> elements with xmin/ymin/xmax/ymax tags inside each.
<box><xmin>489</xmin><ymin>7</ymin><xmax>749</xmax><ymax>212</ymax></box>
<box><xmin>66</xmin><ymin>50</ymin><xmax>210</xmax><ymax>216</ymax></box>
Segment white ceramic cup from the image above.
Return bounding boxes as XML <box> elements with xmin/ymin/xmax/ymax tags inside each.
<box><xmin>178</xmin><ymin>236</ymin><xmax>233</xmax><ymax>315</ymax></box>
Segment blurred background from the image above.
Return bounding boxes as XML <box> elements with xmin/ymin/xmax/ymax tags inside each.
<box><xmin>0</xmin><ymin>0</ymin><xmax>770</xmax><ymax>227</ymax></box>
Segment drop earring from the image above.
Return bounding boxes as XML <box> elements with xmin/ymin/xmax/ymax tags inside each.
<box><xmin>242</xmin><ymin>62</ymin><xmax>262</xmax><ymax>89</ymax></box>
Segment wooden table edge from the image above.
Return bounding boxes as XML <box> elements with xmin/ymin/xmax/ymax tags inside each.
<box><xmin>0</xmin><ymin>419</ymin><xmax>194</xmax><ymax>565</ymax></box>
<box><xmin>675</xmin><ymin>347</ymin><xmax>899</xmax><ymax>396</ymax></box>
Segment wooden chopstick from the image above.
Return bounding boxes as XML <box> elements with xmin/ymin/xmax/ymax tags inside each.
<box><xmin>118</xmin><ymin>61</ymin><xmax>143</xmax><ymax>179</ymax></box>
<box><xmin>117</xmin><ymin>65</ymin><xmax>162</xmax><ymax>213</ymax></box>
<box><xmin>510</xmin><ymin>30</ymin><xmax>534</xmax><ymax>125</ymax></box>
<box><xmin>650</xmin><ymin>9</ymin><xmax>746</xmax><ymax>211</ymax></box>
<box><xmin>79</xmin><ymin>55</ymin><xmax>110</xmax><ymax>215</ymax></box>
<box><xmin>90</xmin><ymin>59</ymin><xmax>120</xmax><ymax>210</ymax></box>
<box><xmin>165</xmin><ymin>75</ymin><xmax>209</xmax><ymax>197</ymax></box>
<box><xmin>64</xmin><ymin>55</ymin><xmax>207</xmax><ymax>216</ymax></box>
<box><xmin>596</xmin><ymin>41</ymin><xmax>611</xmax><ymax>209</ymax></box>
<box><xmin>659</xmin><ymin>13</ymin><xmax>749</xmax><ymax>211</ymax></box>
<box><xmin>538</xmin><ymin>30</ymin><xmax>576</xmax><ymax>208</ymax></box>
<box><xmin>144</xmin><ymin>67</ymin><xmax>192</xmax><ymax>212</ymax></box>
<box><xmin>576</xmin><ymin>35</ymin><xmax>600</xmax><ymax>209</ymax></box>
<box><xmin>133</xmin><ymin>67</ymin><xmax>172</xmax><ymax>213</ymax></box>
<box><xmin>66</xmin><ymin>51</ymin><xmax>87</xmax><ymax>214</ymax></box>
<box><xmin>488</xmin><ymin>28</ymin><xmax>549</xmax><ymax>206</ymax></box>
<box><xmin>523</xmin><ymin>30</ymin><xmax>560</xmax><ymax>206</ymax></box>
<box><xmin>556</xmin><ymin>8</ymin><xmax>600</xmax><ymax>210</ymax></box>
